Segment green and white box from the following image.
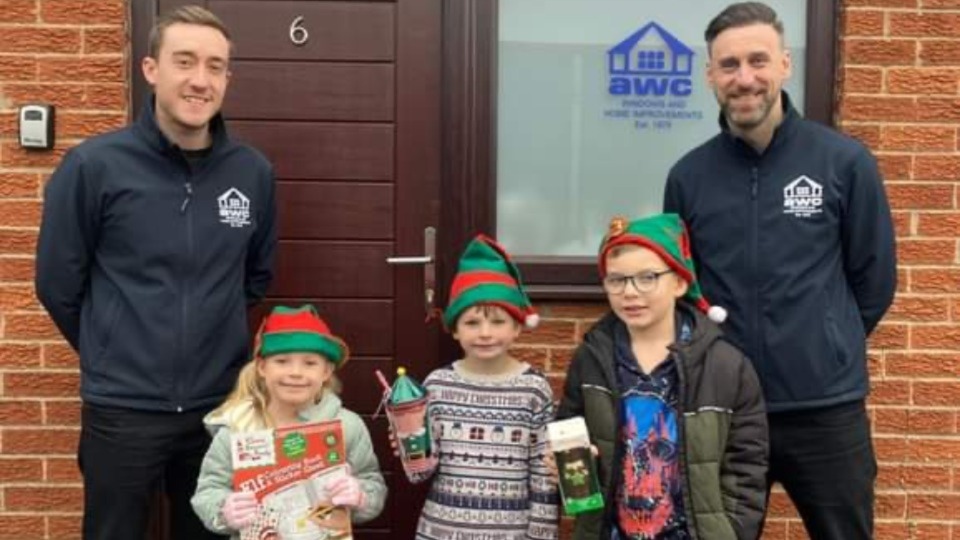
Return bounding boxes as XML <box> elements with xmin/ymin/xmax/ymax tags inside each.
<box><xmin>547</xmin><ymin>416</ymin><xmax>604</xmax><ymax>515</ymax></box>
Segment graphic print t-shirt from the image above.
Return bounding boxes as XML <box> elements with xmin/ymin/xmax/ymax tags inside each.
<box><xmin>613</xmin><ymin>321</ymin><xmax>689</xmax><ymax>540</ymax></box>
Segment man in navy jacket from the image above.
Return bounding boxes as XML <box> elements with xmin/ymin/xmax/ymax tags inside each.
<box><xmin>35</xmin><ymin>6</ymin><xmax>276</xmax><ymax>539</ymax></box>
<box><xmin>664</xmin><ymin>3</ymin><xmax>896</xmax><ymax>539</ymax></box>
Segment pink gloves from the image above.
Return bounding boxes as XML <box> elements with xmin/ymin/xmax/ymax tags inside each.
<box><xmin>327</xmin><ymin>474</ymin><xmax>367</xmax><ymax>509</ymax></box>
<box><xmin>220</xmin><ymin>491</ymin><xmax>258</xmax><ymax>530</ymax></box>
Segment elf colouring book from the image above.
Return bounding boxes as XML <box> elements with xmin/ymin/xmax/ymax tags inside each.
<box><xmin>231</xmin><ymin>420</ymin><xmax>352</xmax><ymax>540</ymax></box>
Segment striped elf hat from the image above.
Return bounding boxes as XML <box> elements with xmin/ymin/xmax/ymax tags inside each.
<box><xmin>442</xmin><ymin>234</ymin><xmax>539</xmax><ymax>330</ymax></box>
<box><xmin>598</xmin><ymin>213</ymin><xmax>727</xmax><ymax>323</ymax></box>
<box><xmin>257</xmin><ymin>305</ymin><xmax>350</xmax><ymax>367</ymax></box>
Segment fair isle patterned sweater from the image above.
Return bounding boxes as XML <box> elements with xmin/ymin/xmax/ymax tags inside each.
<box><xmin>412</xmin><ymin>361</ymin><xmax>559</xmax><ymax>540</ymax></box>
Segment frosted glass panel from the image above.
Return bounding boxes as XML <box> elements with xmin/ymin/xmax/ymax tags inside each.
<box><xmin>496</xmin><ymin>0</ymin><xmax>807</xmax><ymax>256</ymax></box>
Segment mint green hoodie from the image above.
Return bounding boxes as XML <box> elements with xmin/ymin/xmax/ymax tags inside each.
<box><xmin>191</xmin><ymin>392</ymin><xmax>387</xmax><ymax>536</ymax></box>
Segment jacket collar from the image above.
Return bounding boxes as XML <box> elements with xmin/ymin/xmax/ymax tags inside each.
<box><xmin>586</xmin><ymin>301</ymin><xmax>722</xmax><ymax>372</ymax></box>
<box><xmin>718</xmin><ymin>90</ymin><xmax>800</xmax><ymax>158</ymax></box>
<box><xmin>667</xmin><ymin>302</ymin><xmax>723</xmax><ymax>365</ymax></box>
<box><xmin>134</xmin><ymin>93</ymin><xmax>230</xmax><ymax>157</ymax></box>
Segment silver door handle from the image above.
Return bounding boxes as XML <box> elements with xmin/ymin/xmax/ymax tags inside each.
<box><xmin>385</xmin><ymin>256</ymin><xmax>433</xmax><ymax>264</ymax></box>
<box><xmin>387</xmin><ymin>227</ymin><xmax>437</xmax><ymax>318</ymax></box>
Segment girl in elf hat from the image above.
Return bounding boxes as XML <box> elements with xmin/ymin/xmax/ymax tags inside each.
<box><xmin>554</xmin><ymin>214</ymin><xmax>767</xmax><ymax>540</ymax></box>
<box><xmin>408</xmin><ymin>234</ymin><xmax>559</xmax><ymax>540</ymax></box>
<box><xmin>191</xmin><ymin>305</ymin><xmax>387</xmax><ymax>537</ymax></box>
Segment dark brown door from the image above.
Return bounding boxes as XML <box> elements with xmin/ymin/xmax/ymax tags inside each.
<box><xmin>142</xmin><ymin>0</ymin><xmax>442</xmax><ymax>537</ymax></box>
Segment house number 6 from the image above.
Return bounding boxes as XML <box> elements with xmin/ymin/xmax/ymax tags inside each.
<box><xmin>289</xmin><ymin>16</ymin><xmax>308</xmax><ymax>46</ymax></box>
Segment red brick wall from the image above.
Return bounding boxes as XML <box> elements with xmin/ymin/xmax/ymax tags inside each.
<box><xmin>0</xmin><ymin>0</ymin><xmax>957</xmax><ymax>539</ymax></box>
<box><xmin>0</xmin><ymin>0</ymin><xmax>127</xmax><ymax>537</ymax></box>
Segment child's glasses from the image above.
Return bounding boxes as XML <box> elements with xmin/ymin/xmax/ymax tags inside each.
<box><xmin>602</xmin><ymin>269</ymin><xmax>674</xmax><ymax>295</ymax></box>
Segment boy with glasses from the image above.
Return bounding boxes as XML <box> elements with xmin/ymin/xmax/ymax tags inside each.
<box><xmin>555</xmin><ymin>214</ymin><xmax>767</xmax><ymax>540</ymax></box>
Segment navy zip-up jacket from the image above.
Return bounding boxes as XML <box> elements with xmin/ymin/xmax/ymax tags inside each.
<box><xmin>664</xmin><ymin>92</ymin><xmax>896</xmax><ymax>412</ymax></box>
<box><xmin>36</xmin><ymin>97</ymin><xmax>277</xmax><ymax>413</ymax></box>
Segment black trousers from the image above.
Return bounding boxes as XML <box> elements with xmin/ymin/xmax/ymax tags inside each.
<box><xmin>78</xmin><ymin>403</ymin><xmax>227</xmax><ymax>540</ymax></box>
<box><xmin>764</xmin><ymin>400</ymin><xmax>877</xmax><ymax>540</ymax></box>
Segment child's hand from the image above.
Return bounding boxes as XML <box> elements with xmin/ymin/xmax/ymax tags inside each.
<box><xmin>221</xmin><ymin>491</ymin><xmax>258</xmax><ymax>530</ymax></box>
<box><xmin>327</xmin><ymin>469</ymin><xmax>367</xmax><ymax>509</ymax></box>
<box><xmin>544</xmin><ymin>448</ymin><xmax>558</xmax><ymax>480</ymax></box>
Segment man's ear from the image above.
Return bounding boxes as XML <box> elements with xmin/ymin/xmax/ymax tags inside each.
<box><xmin>782</xmin><ymin>48</ymin><xmax>793</xmax><ymax>80</ymax></box>
<box><xmin>142</xmin><ymin>56</ymin><xmax>158</xmax><ymax>86</ymax></box>
<box><xmin>705</xmin><ymin>60</ymin><xmax>716</xmax><ymax>91</ymax></box>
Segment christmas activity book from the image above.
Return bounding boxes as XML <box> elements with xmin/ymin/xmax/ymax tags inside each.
<box><xmin>231</xmin><ymin>419</ymin><xmax>352</xmax><ymax>540</ymax></box>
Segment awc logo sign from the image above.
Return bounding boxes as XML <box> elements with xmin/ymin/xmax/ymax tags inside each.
<box><xmin>607</xmin><ymin>22</ymin><xmax>694</xmax><ymax>97</ymax></box>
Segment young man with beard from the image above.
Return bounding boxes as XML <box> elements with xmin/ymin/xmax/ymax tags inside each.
<box><xmin>663</xmin><ymin>3</ymin><xmax>896</xmax><ymax>539</ymax></box>
<box><xmin>35</xmin><ymin>5</ymin><xmax>277</xmax><ymax>539</ymax></box>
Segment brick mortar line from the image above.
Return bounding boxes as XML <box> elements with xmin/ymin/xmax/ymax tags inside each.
<box><xmin>845</xmin><ymin>7</ymin><xmax>960</xmax><ymax>12</ymax></box>
<box><xmin>882</xmin><ymin>181</ymin><xmax>960</xmax><ymax>185</ymax></box>
<box><xmin>843</xmin><ymin>120</ymin><xmax>960</xmax><ymax>125</ymax></box>
<box><xmin>0</xmin><ymin>371</ymin><xmax>80</xmax><ymax>375</ymax></box>
<box><xmin>0</xmin><ymin>82</ymin><xmax>126</xmax><ymax>85</ymax></box>
<box><xmin>0</xmin><ymin>395</ymin><xmax>81</xmax><ymax>403</ymax></box>
<box><xmin>0</xmin><ymin>110</ymin><xmax>128</xmax><ymax>116</ymax></box>
<box><xmin>0</xmin><ymin>511</ymin><xmax>82</xmax><ymax>515</ymax></box>
<box><xmin>0</xmin><ymin>341</ymin><xmax>72</xmax><ymax>346</ymax></box>
<box><xmin>877</xmin><ymin>434</ymin><xmax>960</xmax><ymax>440</ymax></box>
<box><xmin>844</xmin><ymin>94</ymin><xmax>960</xmax><ymax>98</ymax></box>
<box><xmin>872</xmin><ymin>405</ymin><xmax>960</xmax><ymax>410</ymax></box>
<box><xmin>870</xmin><ymin>151</ymin><xmax>960</xmax><ymax>155</ymax></box>
<box><xmin>2</xmin><ymin>485</ymin><xmax>82</xmax><ymax>489</ymax></box>
<box><xmin>0</xmin><ymin>24</ymin><xmax>124</xmax><ymax>28</ymax></box>
<box><xmin>0</xmin><ymin>52</ymin><xmax>124</xmax><ymax>57</ymax></box>
<box><xmin>0</xmin><ymin>453</ymin><xmax>79</xmax><ymax>457</ymax></box>
<box><xmin>842</xmin><ymin>36</ymin><xmax>960</xmax><ymax>40</ymax></box>
<box><xmin>875</xmin><ymin>490</ymin><xmax>960</xmax><ymax>495</ymax></box>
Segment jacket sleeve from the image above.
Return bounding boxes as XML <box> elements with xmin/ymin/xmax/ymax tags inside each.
<box><xmin>345</xmin><ymin>412</ymin><xmax>388</xmax><ymax>523</ymax></box>
<box><xmin>191</xmin><ymin>428</ymin><xmax>235</xmax><ymax>535</ymax></box>
<box><xmin>245</xmin><ymin>165</ymin><xmax>277</xmax><ymax>305</ymax></box>
<box><xmin>527</xmin><ymin>381</ymin><xmax>560</xmax><ymax>540</ymax></box>
<box><xmin>720</xmin><ymin>349</ymin><xmax>769</xmax><ymax>540</ymax></box>
<box><xmin>842</xmin><ymin>150</ymin><xmax>897</xmax><ymax>335</ymax></box>
<box><xmin>35</xmin><ymin>149</ymin><xmax>99</xmax><ymax>350</ymax></box>
<box><xmin>662</xmin><ymin>169</ymin><xmax>684</xmax><ymax>216</ymax></box>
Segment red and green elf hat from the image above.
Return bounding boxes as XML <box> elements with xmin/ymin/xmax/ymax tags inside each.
<box><xmin>597</xmin><ymin>213</ymin><xmax>727</xmax><ymax>323</ymax></box>
<box><xmin>257</xmin><ymin>305</ymin><xmax>350</xmax><ymax>367</ymax></box>
<box><xmin>443</xmin><ymin>234</ymin><xmax>539</xmax><ymax>330</ymax></box>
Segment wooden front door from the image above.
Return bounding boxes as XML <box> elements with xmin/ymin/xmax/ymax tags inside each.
<box><xmin>138</xmin><ymin>0</ymin><xmax>443</xmax><ymax>537</ymax></box>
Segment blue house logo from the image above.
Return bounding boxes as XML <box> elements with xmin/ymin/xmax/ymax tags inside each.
<box><xmin>607</xmin><ymin>22</ymin><xmax>695</xmax><ymax>97</ymax></box>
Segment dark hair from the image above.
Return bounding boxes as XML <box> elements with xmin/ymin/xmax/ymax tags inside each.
<box><xmin>704</xmin><ymin>2</ymin><xmax>784</xmax><ymax>49</ymax></box>
<box><xmin>148</xmin><ymin>5</ymin><xmax>231</xmax><ymax>58</ymax></box>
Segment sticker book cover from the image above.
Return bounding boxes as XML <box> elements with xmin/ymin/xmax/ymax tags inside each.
<box><xmin>232</xmin><ymin>420</ymin><xmax>352</xmax><ymax>540</ymax></box>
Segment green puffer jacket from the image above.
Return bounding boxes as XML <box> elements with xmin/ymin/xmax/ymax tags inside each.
<box><xmin>191</xmin><ymin>392</ymin><xmax>387</xmax><ymax>537</ymax></box>
<box><xmin>556</xmin><ymin>303</ymin><xmax>768</xmax><ymax>540</ymax></box>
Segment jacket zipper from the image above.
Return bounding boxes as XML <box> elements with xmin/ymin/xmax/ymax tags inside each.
<box><xmin>178</xmin><ymin>173</ymin><xmax>194</xmax><ymax>413</ymax></box>
<box><xmin>749</xmin><ymin>166</ymin><xmax>763</xmax><ymax>378</ymax></box>
<box><xmin>673</xmin><ymin>347</ymin><xmax>700</xmax><ymax>540</ymax></box>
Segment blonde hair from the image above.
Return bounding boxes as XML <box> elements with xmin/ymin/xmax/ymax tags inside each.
<box><xmin>211</xmin><ymin>357</ymin><xmax>342</xmax><ymax>432</ymax></box>
<box><xmin>148</xmin><ymin>5</ymin><xmax>231</xmax><ymax>58</ymax></box>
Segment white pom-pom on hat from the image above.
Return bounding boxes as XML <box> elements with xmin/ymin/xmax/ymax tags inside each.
<box><xmin>707</xmin><ymin>305</ymin><xmax>728</xmax><ymax>323</ymax></box>
<box><xmin>525</xmin><ymin>313</ymin><xmax>540</xmax><ymax>329</ymax></box>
